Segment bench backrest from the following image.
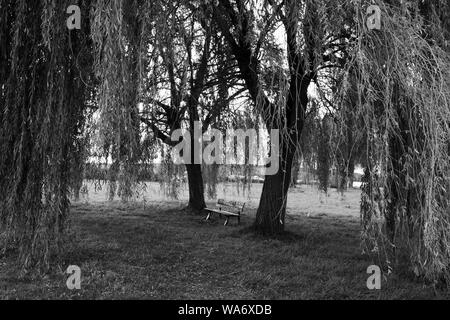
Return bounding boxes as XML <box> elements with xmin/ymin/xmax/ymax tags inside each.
<box><xmin>217</xmin><ymin>199</ymin><xmax>246</xmax><ymax>213</ymax></box>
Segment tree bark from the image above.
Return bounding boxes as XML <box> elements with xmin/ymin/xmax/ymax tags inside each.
<box><xmin>254</xmin><ymin>137</ymin><xmax>297</xmax><ymax>234</ymax></box>
<box><xmin>186</xmin><ymin>164</ymin><xmax>206</xmax><ymax>211</ymax></box>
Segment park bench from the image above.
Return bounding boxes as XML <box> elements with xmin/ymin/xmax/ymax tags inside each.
<box><xmin>205</xmin><ymin>199</ymin><xmax>246</xmax><ymax>226</ymax></box>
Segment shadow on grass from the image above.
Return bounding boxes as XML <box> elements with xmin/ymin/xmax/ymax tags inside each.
<box><xmin>0</xmin><ymin>201</ymin><xmax>447</xmax><ymax>299</ymax></box>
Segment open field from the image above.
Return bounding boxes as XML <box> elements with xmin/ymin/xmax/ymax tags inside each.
<box><xmin>1</xmin><ymin>184</ymin><xmax>446</xmax><ymax>300</ymax></box>
<box><xmin>81</xmin><ymin>181</ymin><xmax>362</xmax><ymax>217</ymax></box>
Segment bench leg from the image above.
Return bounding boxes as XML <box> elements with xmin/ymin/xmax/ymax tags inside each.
<box><xmin>224</xmin><ymin>218</ymin><xmax>229</xmax><ymax>226</ymax></box>
<box><xmin>205</xmin><ymin>213</ymin><xmax>211</xmax><ymax>221</ymax></box>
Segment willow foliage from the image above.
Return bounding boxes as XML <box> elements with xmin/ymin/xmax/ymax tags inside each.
<box><xmin>0</xmin><ymin>0</ymin><xmax>449</xmax><ymax>285</ymax></box>
<box><xmin>334</xmin><ymin>0</ymin><xmax>450</xmax><ymax>283</ymax></box>
<box><xmin>0</xmin><ymin>0</ymin><xmax>93</xmax><ymax>272</ymax></box>
<box><xmin>90</xmin><ymin>0</ymin><xmax>148</xmax><ymax>202</ymax></box>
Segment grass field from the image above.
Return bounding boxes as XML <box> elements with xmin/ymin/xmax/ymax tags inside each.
<box><xmin>81</xmin><ymin>181</ymin><xmax>362</xmax><ymax>217</ymax></box>
<box><xmin>0</xmin><ymin>184</ymin><xmax>447</xmax><ymax>300</ymax></box>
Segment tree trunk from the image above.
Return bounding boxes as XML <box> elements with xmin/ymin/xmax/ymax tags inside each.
<box><xmin>290</xmin><ymin>152</ymin><xmax>300</xmax><ymax>187</ymax></box>
<box><xmin>186</xmin><ymin>163</ymin><xmax>206</xmax><ymax>211</ymax></box>
<box><xmin>348</xmin><ymin>158</ymin><xmax>355</xmax><ymax>189</ymax></box>
<box><xmin>253</xmin><ymin>134</ymin><xmax>297</xmax><ymax>235</ymax></box>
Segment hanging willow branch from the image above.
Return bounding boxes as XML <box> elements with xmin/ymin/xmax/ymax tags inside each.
<box><xmin>0</xmin><ymin>0</ymin><xmax>92</xmax><ymax>272</ymax></box>
<box><xmin>334</xmin><ymin>1</ymin><xmax>450</xmax><ymax>284</ymax></box>
<box><xmin>90</xmin><ymin>0</ymin><xmax>144</xmax><ymax>202</ymax></box>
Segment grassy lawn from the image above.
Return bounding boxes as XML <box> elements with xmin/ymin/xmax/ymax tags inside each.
<box><xmin>1</xmin><ymin>199</ymin><xmax>447</xmax><ymax>300</ymax></box>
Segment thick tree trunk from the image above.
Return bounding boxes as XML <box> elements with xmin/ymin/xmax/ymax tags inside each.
<box><xmin>186</xmin><ymin>164</ymin><xmax>206</xmax><ymax>211</ymax></box>
<box><xmin>253</xmin><ymin>134</ymin><xmax>297</xmax><ymax>235</ymax></box>
<box><xmin>252</xmin><ymin>69</ymin><xmax>310</xmax><ymax>235</ymax></box>
<box><xmin>213</xmin><ymin>0</ymin><xmax>312</xmax><ymax>235</ymax></box>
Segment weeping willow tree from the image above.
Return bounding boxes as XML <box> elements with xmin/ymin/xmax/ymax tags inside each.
<box><xmin>212</xmin><ymin>0</ymin><xmax>357</xmax><ymax>234</ymax></box>
<box><xmin>334</xmin><ymin>0</ymin><xmax>450</xmax><ymax>283</ymax></box>
<box><xmin>90</xmin><ymin>0</ymin><xmax>146</xmax><ymax>202</ymax></box>
<box><xmin>138</xmin><ymin>0</ymin><xmax>212</xmax><ymax>210</ymax></box>
<box><xmin>0</xmin><ymin>0</ymin><xmax>93</xmax><ymax>271</ymax></box>
<box><xmin>139</xmin><ymin>0</ymin><xmax>248</xmax><ymax>210</ymax></box>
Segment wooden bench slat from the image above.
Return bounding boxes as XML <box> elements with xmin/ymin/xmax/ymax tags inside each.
<box><xmin>205</xmin><ymin>209</ymin><xmax>240</xmax><ymax>217</ymax></box>
<box><xmin>205</xmin><ymin>199</ymin><xmax>245</xmax><ymax>226</ymax></box>
<box><xmin>217</xmin><ymin>199</ymin><xmax>245</xmax><ymax>208</ymax></box>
